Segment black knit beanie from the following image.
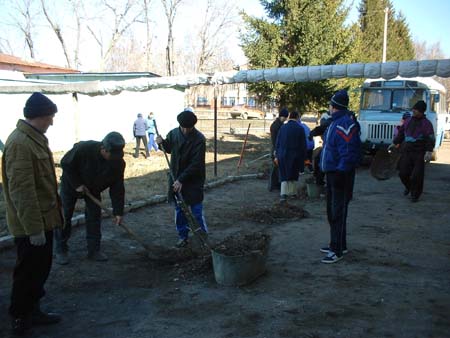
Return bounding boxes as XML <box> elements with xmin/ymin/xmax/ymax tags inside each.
<box><xmin>412</xmin><ymin>100</ymin><xmax>426</xmax><ymax>113</ymax></box>
<box><xmin>23</xmin><ymin>92</ymin><xmax>58</xmax><ymax>118</ymax></box>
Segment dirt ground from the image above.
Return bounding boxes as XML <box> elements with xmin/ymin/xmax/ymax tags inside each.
<box><xmin>1</xmin><ymin>138</ymin><xmax>450</xmax><ymax>338</ymax></box>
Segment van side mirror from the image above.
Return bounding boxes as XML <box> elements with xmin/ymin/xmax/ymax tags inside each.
<box><xmin>433</xmin><ymin>93</ymin><xmax>440</xmax><ymax>103</ymax></box>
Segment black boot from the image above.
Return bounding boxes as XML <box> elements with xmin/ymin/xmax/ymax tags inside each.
<box><xmin>11</xmin><ymin>315</ymin><xmax>32</xmax><ymax>336</ymax></box>
<box><xmin>31</xmin><ymin>303</ymin><xmax>61</xmax><ymax>326</ymax></box>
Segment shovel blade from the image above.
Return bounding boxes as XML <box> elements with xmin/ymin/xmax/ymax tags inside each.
<box><xmin>370</xmin><ymin>148</ymin><xmax>400</xmax><ymax>180</ymax></box>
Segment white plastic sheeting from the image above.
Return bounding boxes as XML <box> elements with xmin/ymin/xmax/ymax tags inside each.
<box><xmin>212</xmin><ymin>59</ymin><xmax>450</xmax><ymax>84</ymax></box>
<box><xmin>0</xmin><ymin>59</ymin><xmax>449</xmax><ymax>96</ymax></box>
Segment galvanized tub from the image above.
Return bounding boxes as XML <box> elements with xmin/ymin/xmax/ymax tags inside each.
<box><xmin>211</xmin><ymin>233</ymin><xmax>270</xmax><ymax>286</ymax></box>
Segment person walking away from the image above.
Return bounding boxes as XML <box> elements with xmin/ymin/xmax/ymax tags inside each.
<box><xmin>133</xmin><ymin>113</ymin><xmax>149</xmax><ymax>158</ymax></box>
<box><xmin>320</xmin><ymin>90</ymin><xmax>361</xmax><ymax>264</ymax></box>
<box><xmin>146</xmin><ymin>112</ymin><xmax>159</xmax><ymax>153</ymax></box>
<box><xmin>2</xmin><ymin>92</ymin><xmax>63</xmax><ymax>335</ymax></box>
<box><xmin>156</xmin><ymin>108</ymin><xmax>208</xmax><ymax>248</ymax></box>
<box><xmin>275</xmin><ymin>110</ymin><xmax>307</xmax><ymax>202</ymax></box>
<box><xmin>54</xmin><ymin>132</ymin><xmax>126</xmax><ymax>264</ymax></box>
<box><xmin>389</xmin><ymin>100</ymin><xmax>434</xmax><ymax>202</ymax></box>
<box><xmin>297</xmin><ymin>113</ymin><xmax>315</xmax><ymax>172</ymax></box>
<box><xmin>268</xmin><ymin>108</ymin><xmax>289</xmax><ymax>191</ymax></box>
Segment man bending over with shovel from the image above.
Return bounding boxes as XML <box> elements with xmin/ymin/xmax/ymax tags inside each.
<box><xmin>54</xmin><ymin>132</ymin><xmax>126</xmax><ymax>264</ymax></box>
<box><xmin>156</xmin><ymin>108</ymin><xmax>208</xmax><ymax>248</ymax></box>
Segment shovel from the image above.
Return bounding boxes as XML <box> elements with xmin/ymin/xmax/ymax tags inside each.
<box><xmin>84</xmin><ymin>190</ymin><xmax>187</xmax><ymax>262</ymax></box>
<box><xmin>153</xmin><ymin>121</ymin><xmax>211</xmax><ymax>251</ymax></box>
<box><xmin>370</xmin><ymin>147</ymin><xmax>401</xmax><ymax>180</ymax></box>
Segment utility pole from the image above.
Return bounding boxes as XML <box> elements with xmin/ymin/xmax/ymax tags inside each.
<box><xmin>382</xmin><ymin>7</ymin><xmax>389</xmax><ymax>63</ymax></box>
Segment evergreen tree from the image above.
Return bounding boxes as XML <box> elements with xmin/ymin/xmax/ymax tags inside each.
<box><xmin>240</xmin><ymin>0</ymin><xmax>355</xmax><ymax>111</ymax></box>
<box><xmin>358</xmin><ymin>0</ymin><xmax>414</xmax><ymax>63</ymax></box>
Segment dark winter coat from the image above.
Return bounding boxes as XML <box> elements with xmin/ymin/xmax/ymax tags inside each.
<box><xmin>393</xmin><ymin>115</ymin><xmax>435</xmax><ymax>153</ymax></box>
<box><xmin>275</xmin><ymin>120</ymin><xmax>306</xmax><ymax>181</ymax></box>
<box><xmin>270</xmin><ymin>118</ymin><xmax>284</xmax><ymax>150</ymax></box>
<box><xmin>161</xmin><ymin>127</ymin><xmax>206</xmax><ymax>205</ymax></box>
<box><xmin>60</xmin><ymin>141</ymin><xmax>125</xmax><ymax>216</ymax></box>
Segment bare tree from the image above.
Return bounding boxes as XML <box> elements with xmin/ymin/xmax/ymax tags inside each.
<box><xmin>143</xmin><ymin>0</ymin><xmax>154</xmax><ymax>70</ymax></box>
<box><xmin>69</xmin><ymin>0</ymin><xmax>83</xmax><ymax>69</ymax></box>
<box><xmin>40</xmin><ymin>0</ymin><xmax>73</xmax><ymax>68</ymax></box>
<box><xmin>104</xmin><ymin>33</ymin><xmax>146</xmax><ymax>72</ymax></box>
<box><xmin>196</xmin><ymin>0</ymin><xmax>237</xmax><ymax>73</ymax></box>
<box><xmin>160</xmin><ymin>0</ymin><xmax>183</xmax><ymax>75</ymax></box>
<box><xmin>86</xmin><ymin>0</ymin><xmax>145</xmax><ymax>71</ymax></box>
<box><xmin>10</xmin><ymin>0</ymin><xmax>37</xmax><ymax>58</ymax></box>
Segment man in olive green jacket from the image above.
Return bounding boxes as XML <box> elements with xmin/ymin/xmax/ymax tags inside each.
<box><xmin>2</xmin><ymin>92</ymin><xmax>63</xmax><ymax>336</ymax></box>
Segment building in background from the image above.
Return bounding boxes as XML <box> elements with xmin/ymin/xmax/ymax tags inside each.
<box><xmin>0</xmin><ymin>53</ymin><xmax>184</xmax><ymax>151</ymax></box>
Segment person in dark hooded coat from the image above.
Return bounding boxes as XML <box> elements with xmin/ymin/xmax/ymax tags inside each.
<box><xmin>275</xmin><ymin>110</ymin><xmax>306</xmax><ymax>201</ymax></box>
<box><xmin>268</xmin><ymin>108</ymin><xmax>289</xmax><ymax>191</ymax></box>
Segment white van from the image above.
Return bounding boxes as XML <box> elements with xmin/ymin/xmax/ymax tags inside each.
<box><xmin>358</xmin><ymin>77</ymin><xmax>448</xmax><ymax>160</ymax></box>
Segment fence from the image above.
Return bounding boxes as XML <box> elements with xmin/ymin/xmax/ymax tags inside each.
<box><xmin>196</xmin><ymin>118</ymin><xmax>273</xmax><ymax>136</ymax></box>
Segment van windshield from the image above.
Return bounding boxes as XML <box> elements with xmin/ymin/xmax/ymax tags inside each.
<box><xmin>362</xmin><ymin>88</ymin><xmax>426</xmax><ymax>111</ymax></box>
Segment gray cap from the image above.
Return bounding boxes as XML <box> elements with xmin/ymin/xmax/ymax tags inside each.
<box><xmin>102</xmin><ymin>131</ymin><xmax>125</xmax><ymax>159</ymax></box>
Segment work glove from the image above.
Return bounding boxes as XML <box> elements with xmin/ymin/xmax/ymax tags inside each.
<box><xmin>29</xmin><ymin>231</ymin><xmax>46</xmax><ymax>246</ymax></box>
<box><xmin>424</xmin><ymin>151</ymin><xmax>433</xmax><ymax>162</ymax></box>
<box><xmin>156</xmin><ymin>135</ymin><xmax>163</xmax><ymax>144</ymax></box>
<box><xmin>387</xmin><ymin>144</ymin><xmax>396</xmax><ymax>152</ymax></box>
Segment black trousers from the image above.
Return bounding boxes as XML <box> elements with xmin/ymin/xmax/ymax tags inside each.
<box><xmin>398</xmin><ymin>151</ymin><xmax>425</xmax><ymax>199</ymax></box>
<box><xmin>326</xmin><ymin>172</ymin><xmax>352</xmax><ymax>256</ymax></box>
<box><xmin>268</xmin><ymin>159</ymin><xmax>281</xmax><ymax>191</ymax></box>
<box><xmin>313</xmin><ymin>149</ymin><xmax>325</xmax><ymax>185</ymax></box>
<box><xmin>9</xmin><ymin>231</ymin><xmax>53</xmax><ymax>318</ymax></box>
<box><xmin>55</xmin><ymin>179</ymin><xmax>102</xmax><ymax>253</ymax></box>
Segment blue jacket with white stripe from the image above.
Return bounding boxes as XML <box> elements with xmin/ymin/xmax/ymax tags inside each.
<box><xmin>320</xmin><ymin>109</ymin><xmax>361</xmax><ymax>173</ymax></box>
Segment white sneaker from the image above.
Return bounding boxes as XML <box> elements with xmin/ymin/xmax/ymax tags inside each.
<box><xmin>321</xmin><ymin>251</ymin><xmax>343</xmax><ymax>264</ymax></box>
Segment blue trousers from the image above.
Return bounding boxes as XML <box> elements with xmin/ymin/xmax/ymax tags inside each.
<box><xmin>175</xmin><ymin>203</ymin><xmax>208</xmax><ymax>240</ymax></box>
<box><xmin>147</xmin><ymin>133</ymin><xmax>159</xmax><ymax>152</ymax></box>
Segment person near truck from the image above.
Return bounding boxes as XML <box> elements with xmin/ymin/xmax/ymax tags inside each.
<box><xmin>275</xmin><ymin>110</ymin><xmax>307</xmax><ymax>202</ymax></box>
<box><xmin>146</xmin><ymin>112</ymin><xmax>159</xmax><ymax>153</ymax></box>
<box><xmin>320</xmin><ymin>90</ymin><xmax>361</xmax><ymax>264</ymax></box>
<box><xmin>133</xmin><ymin>113</ymin><xmax>149</xmax><ymax>158</ymax></box>
<box><xmin>268</xmin><ymin>108</ymin><xmax>288</xmax><ymax>191</ymax></box>
<box><xmin>54</xmin><ymin>132</ymin><xmax>126</xmax><ymax>264</ymax></box>
<box><xmin>2</xmin><ymin>92</ymin><xmax>63</xmax><ymax>335</ymax></box>
<box><xmin>156</xmin><ymin>108</ymin><xmax>208</xmax><ymax>248</ymax></box>
<box><xmin>389</xmin><ymin>100</ymin><xmax>435</xmax><ymax>202</ymax></box>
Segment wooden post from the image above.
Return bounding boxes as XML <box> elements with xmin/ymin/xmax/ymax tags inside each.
<box><xmin>214</xmin><ymin>88</ymin><xmax>218</xmax><ymax>177</ymax></box>
<box><xmin>237</xmin><ymin>123</ymin><xmax>251</xmax><ymax>173</ymax></box>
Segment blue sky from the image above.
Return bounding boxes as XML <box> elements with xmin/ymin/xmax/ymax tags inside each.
<box><xmin>240</xmin><ymin>0</ymin><xmax>450</xmax><ymax>58</ymax></box>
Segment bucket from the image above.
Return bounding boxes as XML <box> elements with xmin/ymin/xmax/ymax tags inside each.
<box><xmin>211</xmin><ymin>238</ymin><xmax>270</xmax><ymax>286</ymax></box>
<box><xmin>306</xmin><ymin>182</ymin><xmax>322</xmax><ymax>198</ymax></box>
